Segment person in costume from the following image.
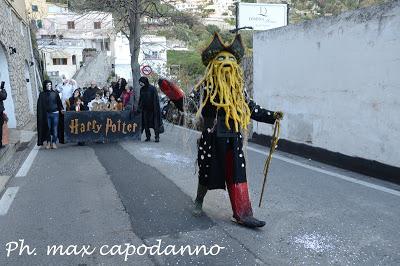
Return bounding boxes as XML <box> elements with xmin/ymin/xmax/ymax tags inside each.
<box><xmin>83</xmin><ymin>81</ymin><xmax>100</xmax><ymax>106</ymax></box>
<box><xmin>66</xmin><ymin>88</ymin><xmax>82</xmax><ymax>111</ymax></box>
<box><xmin>192</xmin><ymin>33</ymin><xmax>283</xmax><ymax>228</ymax></box>
<box><xmin>0</xmin><ymin>81</ymin><xmax>7</xmax><ymax>148</ymax></box>
<box><xmin>138</xmin><ymin>76</ymin><xmax>163</xmax><ymax>142</ymax></box>
<box><xmin>108</xmin><ymin>94</ymin><xmax>123</xmax><ymax>111</ymax></box>
<box><xmin>70</xmin><ymin>97</ymin><xmax>88</xmax><ymax>112</ymax></box>
<box><xmin>120</xmin><ymin>84</ymin><xmax>134</xmax><ymax>108</ymax></box>
<box><xmin>37</xmin><ymin>80</ymin><xmax>64</xmax><ymax>149</ymax></box>
<box><xmin>88</xmin><ymin>91</ymin><xmax>107</xmax><ymax>111</ymax></box>
<box><xmin>114</xmin><ymin>78</ymin><xmax>127</xmax><ymax>100</ymax></box>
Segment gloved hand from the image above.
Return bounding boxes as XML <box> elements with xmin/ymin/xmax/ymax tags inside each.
<box><xmin>273</xmin><ymin>111</ymin><xmax>284</xmax><ymax>120</ymax></box>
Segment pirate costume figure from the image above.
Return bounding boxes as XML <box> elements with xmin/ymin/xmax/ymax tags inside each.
<box><xmin>193</xmin><ymin>33</ymin><xmax>283</xmax><ymax>228</ymax></box>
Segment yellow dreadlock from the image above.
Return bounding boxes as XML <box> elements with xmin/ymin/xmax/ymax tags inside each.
<box><xmin>195</xmin><ymin>51</ymin><xmax>251</xmax><ymax>132</ymax></box>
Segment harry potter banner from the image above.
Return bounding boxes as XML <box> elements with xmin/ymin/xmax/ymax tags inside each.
<box><xmin>64</xmin><ymin>111</ymin><xmax>141</xmax><ymax>143</ymax></box>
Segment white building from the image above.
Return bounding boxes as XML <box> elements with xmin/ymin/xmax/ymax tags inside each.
<box><xmin>114</xmin><ymin>34</ymin><xmax>168</xmax><ymax>80</ymax></box>
<box><xmin>36</xmin><ymin>4</ymin><xmax>114</xmax><ymax>82</ymax></box>
<box><xmin>166</xmin><ymin>0</ymin><xmax>235</xmax><ymax>29</ymax></box>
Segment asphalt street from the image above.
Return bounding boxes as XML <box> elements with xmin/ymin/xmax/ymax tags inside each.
<box><xmin>0</xmin><ymin>123</ymin><xmax>399</xmax><ymax>265</ymax></box>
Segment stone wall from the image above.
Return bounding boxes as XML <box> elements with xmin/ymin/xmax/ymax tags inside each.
<box><xmin>73</xmin><ymin>51</ymin><xmax>113</xmax><ymax>88</ymax></box>
<box><xmin>0</xmin><ymin>0</ymin><xmax>38</xmax><ymax>128</ymax></box>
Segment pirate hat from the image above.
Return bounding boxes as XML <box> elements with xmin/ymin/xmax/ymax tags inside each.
<box><xmin>201</xmin><ymin>32</ymin><xmax>245</xmax><ymax>66</ymax></box>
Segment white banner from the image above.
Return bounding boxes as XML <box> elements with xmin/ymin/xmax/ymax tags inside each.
<box><xmin>238</xmin><ymin>3</ymin><xmax>288</xmax><ymax>31</ymax></box>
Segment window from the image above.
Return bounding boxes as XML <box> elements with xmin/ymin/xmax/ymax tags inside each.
<box><xmin>94</xmin><ymin>22</ymin><xmax>101</xmax><ymax>29</ymax></box>
<box><xmin>67</xmin><ymin>21</ymin><xmax>75</xmax><ymax>29</ymax></box>
<box><xmin>72</xmin><ymin>55</ymin><xmax>76</xmax><ymax>65</ymax></box>
<box><xmin>32</xmin><ymin>5</ymin><xmax>38</xmax><ymax>12</ymax></box>
<box><xmin>36</xmin><ymin>20</ymin><xmax>43</xmax><ymax>29</ymax></box>
<box><xmin>52</xmin><ymin>58</ymin><xmax>68</xmax><ymax>65</ymax></box>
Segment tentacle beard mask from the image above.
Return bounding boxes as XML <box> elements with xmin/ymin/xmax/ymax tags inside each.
<box><xmin>196</xmin><ymin>51</ymin><xmax>251</xmax><ymax>133</ymax></box>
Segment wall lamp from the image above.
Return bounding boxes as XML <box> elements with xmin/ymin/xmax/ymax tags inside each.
<box><xmin>9</xmin><ymin>46</ymin><xmax>17</xmax><ymax>55</ymax></box>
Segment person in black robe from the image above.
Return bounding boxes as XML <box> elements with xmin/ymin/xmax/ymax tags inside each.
<box><xmin>82</xmin><ymin>81</ymin><xmax>100</xmax><ymax>106</ymax></box>
<box><xmin>114</xmin><ymin>78</ymin><xmax>127</xmax><ymax>100</ymax></box>
<box><xmin>138</xmin><ymin>76</ymin><xmax>163</xmax><ymax>142</ymax></box>
<box><xmin>192</xmin><ymin>33</ymin><xmax>284</xmax><ymax>228</ymax></box>
<box><xmin>37</xmin><ymin>80</ymin><xmax>64</xmax><ymax>149</ymax></box>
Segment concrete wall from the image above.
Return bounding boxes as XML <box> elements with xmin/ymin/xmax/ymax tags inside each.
<box><xmin>253</xmin><ymin>0</ymin><xmax>400</xmax><ymax>168</ymax></box>
<box><xmin>0</xmin><ymin>0</ymin><xmax>38</xmax><ymax>128</ymax></box>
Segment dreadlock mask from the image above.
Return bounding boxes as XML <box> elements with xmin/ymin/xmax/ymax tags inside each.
<box><xmin>197</xmin><ymin>51</ymin><xmax>251</xmax><ymax>132</ymax></box>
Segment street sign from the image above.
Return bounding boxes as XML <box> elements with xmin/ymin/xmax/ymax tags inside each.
<box><xmin>141</xmin><ymin>65</ymin><xmax>152</xmax><ymax>75</ymax></box>
<box><xmin>238</xmin><ymin>3</ymin><xmax>288</xmax><ymax>31</ymax></box>
<box><xmin>64</xmin><ymin>110</ymin><xmax>142</xmax><ymax>143</ymax></box>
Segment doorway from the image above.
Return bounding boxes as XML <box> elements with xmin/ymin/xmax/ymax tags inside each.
<box><xmin>0</xmin><ymin>43</ymin><xmax>16</xmax><ymax>128</ymax></box>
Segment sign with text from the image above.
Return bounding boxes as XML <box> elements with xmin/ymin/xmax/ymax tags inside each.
<box><xmin>238</xmin><ymin>3</ymin><xmax>288</xmax><ymax>31</ymax></box>
<box><xmin>64</xmin><ymin>111</ymin><xmax>141</xmax><ymax>143</ymax></box>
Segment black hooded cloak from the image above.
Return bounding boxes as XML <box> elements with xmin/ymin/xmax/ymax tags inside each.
<box><xmin>138</xmin><ymin>77</ymin><xmax>163</xmax><ymax>134</ymax></box>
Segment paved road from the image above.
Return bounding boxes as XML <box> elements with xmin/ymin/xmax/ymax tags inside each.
<box><xmin>0</xmin><ymin>124</ymin><xmax>399</xmax><ymax>265</ymax></box>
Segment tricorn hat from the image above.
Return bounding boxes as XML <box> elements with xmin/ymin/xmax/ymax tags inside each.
<box><xmin>201</xmin><ymin>32</ymin><xmax>245</xmax><ymax>66</ymax></box>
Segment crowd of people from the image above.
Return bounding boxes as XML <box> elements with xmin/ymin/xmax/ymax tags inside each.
<box><xmin>37</xmin><ymin>76</ymin><xmax>163</xmax><ymax>149</ymax></box>
<box><xmin>56</xmin><ymin>78</ymin><xmax>132</xmax><ymax>112</ymax></box>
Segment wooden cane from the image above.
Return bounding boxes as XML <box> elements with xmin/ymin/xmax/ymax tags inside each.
<box><xmin>259</xmin><ymin>119</ymin><xmax>281</xmax><ymax>207</ymax></box>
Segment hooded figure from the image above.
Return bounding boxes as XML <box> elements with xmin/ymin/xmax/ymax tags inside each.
<box><xmin>37</xmin><ymin>80</ymin><xmax>64</xmax><ymax>148</ymax></box>
<box><xmin>114</xmin><ymin>78</ymin><xmax>127</xmax><ymax>100</ymax></box>
<box><xmin>138</xmin><ymin>76</ymin><xmax>163</xmax><ymax>142</ymax></box>
<box><xmin>192</xmin><ymin>33</ymin><xmax>284</xmax><ymax>228</ymax></box>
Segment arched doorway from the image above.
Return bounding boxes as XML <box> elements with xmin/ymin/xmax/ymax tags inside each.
<box><xmin>0</xmin><ymin>43</ymin><xmax>16</xmax><ymax>128</ymax></box>
<box><xmin>24</xmin><ymin>61</ymin><xmax>34</xmax><ymax>114</ymax></box>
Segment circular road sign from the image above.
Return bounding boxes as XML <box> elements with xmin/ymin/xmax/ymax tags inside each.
<box><xmin>141</xmin><ymin>65</ymin><xmax>152</xmax><ymax>76</ymax></box>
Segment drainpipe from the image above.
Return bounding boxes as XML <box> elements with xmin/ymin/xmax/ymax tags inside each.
<box><xmin>27</xmin><ymin>25</ymin><xmax>40</xmax><ymax>98</ymax></box>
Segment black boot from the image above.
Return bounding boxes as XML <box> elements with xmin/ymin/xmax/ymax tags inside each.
<box><xmin>227</xmin><ymin>182</ymin><xmax>266</xmax><ymax>228</ymax></box>
<box><xmin>232</xmin><ymin>216</ymin><xmax>266</xmax><ymax>228</ymax></box>
<box><xmin>192</xmin><ymin>183</ymin><xmax>207</xmax><ymax>216</ymax></box>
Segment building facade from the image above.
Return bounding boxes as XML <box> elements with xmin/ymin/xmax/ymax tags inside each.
<box><xmin>0</xmin><ymin>0</ymin><xmax>39</xmax><ymax>129</ymax></box>
<box><xmin>114</xmin><ymin>34</ymin><xmax>168</xmax><ymax>81</ymax></box>
<box><xmin>35</xmin><ymin>3</ymin><xmax>114</xmax><ymax>84</ymax></box>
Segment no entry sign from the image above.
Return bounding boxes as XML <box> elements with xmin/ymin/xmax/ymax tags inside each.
<box><xmin>141</xmin><ymin>65</ymin><xmax>152</xmax><ymax>75</ymax></box>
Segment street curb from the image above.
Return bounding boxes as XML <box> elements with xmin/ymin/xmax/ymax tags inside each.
<box><xmin>0</xmin><ymin>175</ymin><xmax>11</xmax><ymax>196</ymax></box>
<box><xmin>0</xmin><ymin>144</ymin><xmax>17</xmax><ymax>169</ymax></box>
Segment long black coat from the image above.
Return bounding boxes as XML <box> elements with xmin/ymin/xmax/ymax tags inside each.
<box><xmin>0</xmin><ymin>88</ymin><xmax>6</xmax><ymax>112</ymax></box>
<box><xmin>197</xmin><ymin>91</ymin><xmax>276</xmax><ymax>190</ymax></box>
<box><xmin>138</xmin><ymin>82</ymin><xmax>163</xmax><ymax>134</ymax></box>
<box><xmin>37</xmin><ymin>90</ymin><xmax>64</xmax><ymax>145</ymax></box>
<box><xmin>82</xmin><ymin>87</ymin><xmax>99</xmax><ymax>105</ymax></box>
